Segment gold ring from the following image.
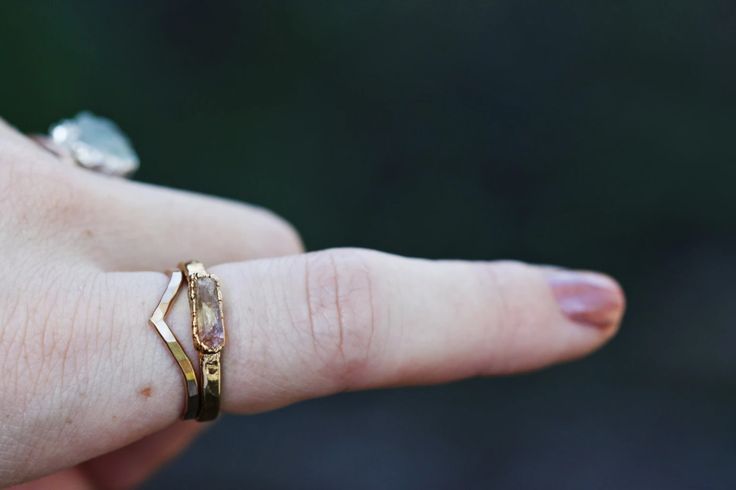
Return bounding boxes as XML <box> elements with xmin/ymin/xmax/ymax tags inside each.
<box><xmin>149</xmin><ymin>271</ymin><xmax>200</xmax><ymax>420</ymax></box>
<box><xmin>180</xmin><ymin>261</ymin><xmax>227</xmax><ymax>421</ymax></box>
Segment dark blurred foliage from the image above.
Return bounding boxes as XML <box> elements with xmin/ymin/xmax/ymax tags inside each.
<box><xmin>1</xmin><ymin>2</ymin><xmax>736</xmax><ymax>489</ymax></box>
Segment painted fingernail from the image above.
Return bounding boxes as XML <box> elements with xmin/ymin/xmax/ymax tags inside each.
<box><xmin>547</xmin><ymin>270</ymin><xmax>625</xmax><ymax>329</ymax></box>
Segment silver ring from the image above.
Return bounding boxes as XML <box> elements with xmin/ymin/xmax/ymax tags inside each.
<box><xmin>36</xmin><ymin>111</ymin><xmax>139</xmax><ymax>178</ymax></box>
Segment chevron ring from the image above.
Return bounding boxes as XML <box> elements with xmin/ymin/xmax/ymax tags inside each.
<box><xmin>149</xmin><ymin>270</ymin><xmax>200</xmax><ymax>420</ymax></box>
<box><xmin>150</xmin><ymin>262</ymin><xmax>227</xmax><ymax>422</ymax></box>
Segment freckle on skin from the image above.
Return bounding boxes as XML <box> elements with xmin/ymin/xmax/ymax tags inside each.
<box><xmin>65</xmin><ymin>418</ymin><xmax>72</xmax><ymax>424</ymax></box>
<box><xmin>140</xmin><ymin>387</ymin><xmax>153</xmax><ymax>398</ymax></box>
<box><xmin>84</xmin><ymin>229</ymin><xmax>94</xmax><ymax>237</ymax></box>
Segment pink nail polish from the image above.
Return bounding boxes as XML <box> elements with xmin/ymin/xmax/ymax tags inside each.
<box><xmin>547</xmin><ymin>271</ymin><xmax>625</xmax><ymax>329</ymax></box>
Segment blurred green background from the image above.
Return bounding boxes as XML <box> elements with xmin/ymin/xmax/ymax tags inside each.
<box><xmin>2</xmin><ymin>1</ymin><xmax>735</xmax><ymax>489</ymax></box>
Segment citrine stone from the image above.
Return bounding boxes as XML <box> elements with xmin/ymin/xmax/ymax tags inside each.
<box><xmin>195</xmin><ymin>276</ymin><xmax>224</xmax><ymax>350</ymax></box>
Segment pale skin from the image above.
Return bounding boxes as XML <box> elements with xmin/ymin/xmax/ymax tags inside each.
<box><xmin>0</xmin><ymin>118</ymin><xmax>625</xmax><ymax>489</ymax></box>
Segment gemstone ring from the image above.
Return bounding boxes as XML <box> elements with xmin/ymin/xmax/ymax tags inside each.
<box><xmin>179</xmin><ymin>260</ymin><xmax>227</xmax><ymax>422</ymax></box>
<box><xmin>35</xmin><ymin>111</ymin><xmax>139</xmax><ymax>178</ymax></box>
<box><xmin>150</xmin><ymin>261</ymin><xmax>227</xmax><ymax>422</ymax></box>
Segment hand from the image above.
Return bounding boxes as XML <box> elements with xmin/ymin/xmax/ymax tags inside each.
<box><xmin>0</xmin><ymin>119</ymin><xmax>624</xmax><ymax>488</ymax></box>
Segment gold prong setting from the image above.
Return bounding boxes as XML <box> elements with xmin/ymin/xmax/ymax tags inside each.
<box><xmin>189</xmin><ymin>272</ymin><xmax>226</xmax><ymax>354</ymax></box>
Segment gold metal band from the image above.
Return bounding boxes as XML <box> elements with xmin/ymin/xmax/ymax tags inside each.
<box><xmin>199</xmin><ymin>352</ymin><xmax>222</xmax><ymax>421</ymax></box>
<box><xmin>149</xmin><ymin>271</ymin><xmax>200</xmax><ymax>420</ymax></box>
<box><xmin>180</xmin><ymin>260</ymin><xmax>226</xmax><ymax>422</ymax></box>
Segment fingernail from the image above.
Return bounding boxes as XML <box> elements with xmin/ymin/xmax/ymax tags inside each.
<box><xmin>547</xmin><ymin>270</ymin><xmax>625</xmax><ymax>329</ymax></box>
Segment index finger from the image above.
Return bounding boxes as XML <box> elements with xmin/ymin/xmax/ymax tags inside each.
<box><xmin>0</xmin><ymin>249</ymin><xmax>624</xmax><ymax>485</ymax></box>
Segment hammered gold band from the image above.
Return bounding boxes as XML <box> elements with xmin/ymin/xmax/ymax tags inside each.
<box><xmin>149</xmin><ymin>271</ymin><xmax>200</xmax><ymax>420</ymax></box>
<box><xmin>180</xmin><ymin>261</ymin><xmax>226</xmax><ymax>422</ymax></box>
<box><xmin>198</xmin><ymin>352</ymin><xmax>222</xmax><ymax>421</ymax></box>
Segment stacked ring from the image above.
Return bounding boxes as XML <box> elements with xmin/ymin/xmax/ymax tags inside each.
<box><xmin>179</xmin><ymin>261</ymin><xmax>227</xmax><ymax>422</ymax></box>
<box><xmin>149</xmin><ymin>261</ymin><xmax>227</xmax><ymax>422</ymax></box>
<box><xmin>149</xmin><ymin>271</ymin><xmax>200</xmax><ymax>419</ymax></box>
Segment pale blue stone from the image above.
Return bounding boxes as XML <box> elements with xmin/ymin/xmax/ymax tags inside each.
<box><xmin>50</xmin><ymin>111</ymin><xmax>139</xmax><ymax>176</ymax></box>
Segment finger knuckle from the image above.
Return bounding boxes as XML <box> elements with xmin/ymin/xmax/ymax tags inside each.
<box><xmin>304</xmin><ymin>248</ymin><xmax>377</xmax><ymax>389</ymax></box>
<box><xmin>259</xmin><ymin>209</ymin><xmax>304</xmax><ymax>255</ymax></box>
<box><xmin>4</xmin><ymin>160</ymin><xmax>92</xmax><ymax>229</ymax></box>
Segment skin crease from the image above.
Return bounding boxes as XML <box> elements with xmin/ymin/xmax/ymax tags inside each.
<box><xmin>0</xmin><ymin>119</ymin><xmax>625</xmax><ymax>489</ymax></box>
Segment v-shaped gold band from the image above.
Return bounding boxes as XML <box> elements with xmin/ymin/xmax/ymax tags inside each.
<box><xmin>149</xmin><ymin>271</ymin><xmax>200</xmax><ymax>420</ymax></box>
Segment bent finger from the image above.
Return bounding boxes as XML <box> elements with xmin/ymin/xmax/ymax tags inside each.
<box><xmin>74</xmin><ymin>172</ymin><xmax>304</xmax><ymax>270</ymax></box>
<box><xmin>78</xmin><ymin>421</ymin><xmax>203</xmax><ymax>489</ymax></box>
<box><xmin>1</xmin><ymin>121</ymin><xmax>303</xmax><ymax>270</ymax></box>
<box><xmin>10</xmin><ymin>422</ymin><xmax>201</xmax><ymax>490</ymax></box>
